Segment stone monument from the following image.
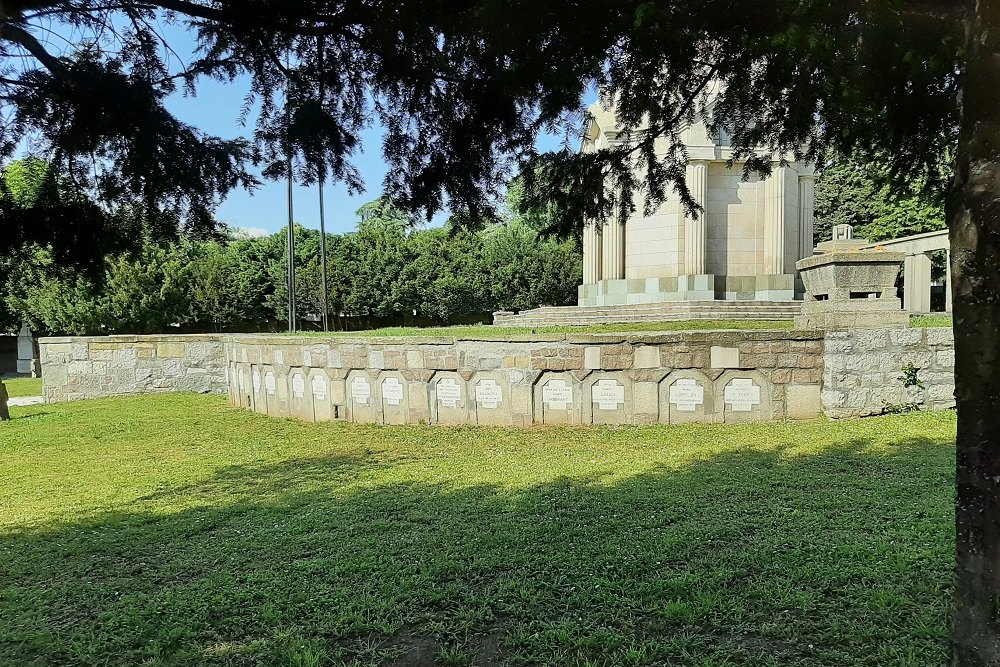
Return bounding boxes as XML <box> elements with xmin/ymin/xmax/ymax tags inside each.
<box><xmin>17</xmin><ymin>324</ymin><xmax>39</xmax><ymax>377</ymax></box>
<box><xmin>794</xmin><ymin>227</ymin><xmax>908</xmax><ymax>330</ymax></box>
<box><xmin>579</xmin><ymin>102</ymin><xmax>817</xmax><ymax>306</ymax></box>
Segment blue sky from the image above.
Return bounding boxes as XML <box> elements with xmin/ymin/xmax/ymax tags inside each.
<box><xmin>155</xmin><ymin>28</ymin><xmax>588</xmax><ymax>237</ymax></box>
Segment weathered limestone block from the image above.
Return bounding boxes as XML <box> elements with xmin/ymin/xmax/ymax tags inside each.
<box><xmin>430</xmin><ymin>371</ymin><xmax>470</xmax><ymax>424</ymax></box>
<box><xmin>378</xmin><ymin>371</ymin><xmax>410</xmax><ymax>425</ymax></box>
<box><xmin>659</xmin><ymin>371</ymin><xmax>715</xmax><ymax>424</ymax></box>
<box><xmin>346</xmin><ymin>370</ymin><xmax>379</xmax><ymax>424</ymax></box>
<box><xmin>470</xmin><ymin>372</ymin><xmax>512</xmax><ymax>426</ymax></box>
<box><xmin>287</xmin><ymin>368</ymin><xmax>313</xmax><ymax>421</ymax></box>
<box><xmin>717</xmin><ymin>371</ymin><xmax>774</xmax><ymax>423</ymax></box>
<box><xmin>785</xmin><ymin>384</ymin><xmax>822</xmax><ymax>420</ymax></box>
<box><xmin>308</xmin><ymin>369</ymin><xmax>336</xmax><ymax>421</ymax></box>
<box><xmin>584</xmin><ymin>372</ymin><xmax>633</xmax><ymax>425</ymax></box>
<box><xmin>533</xmin><ymin>372</ymin><xmax>582</xmax><ymax>425</ymax></box>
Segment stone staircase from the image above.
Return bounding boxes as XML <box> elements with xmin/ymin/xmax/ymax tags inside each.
<box><xmin>493</xmin><ymin>301</ymin><xmax>803</xmax><ymax>327</ymax></box>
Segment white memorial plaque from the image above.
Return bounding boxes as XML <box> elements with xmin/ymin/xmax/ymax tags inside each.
<box><xmin>669</xmin><ymin>379</ymin><xmax>705</xmax><ymax>412</ymax></box>
<box><xmin>291</xmin><ymin>374</ymin><xmax>305</xmax><ymax>399</ymax></box>
<box><xmin>264</xmin><ymin>371</ymin><xmax>276</xmax><ymax>395</ymax></box>
<box><xmin>303</xmin><ymin>350</ymin><xmax>313</xmax><ymax>367</ymax></box>
<box><xmin>475</xmin><ymin>379</ymin><xmax>503</xmax><ymax>409</ymax></box>
<box><xmin>351</xmin><ymin>376</ymin><xmax>372</xmax><ymax>405</ymax></box>
<box><xmin>382</xmin><ymin>377</ymin><xmax>405</xmax><ymax>406</ymax></box>
<box><xmin>252</xmin><ymin>370</ymin><xmax>261</xmax><ymax>393</ymax></box>
<box><xmin>542</xmin><ymin>380</ymin><xmax>573</xmax><ymax>410</ymax></box>
<box><xmin>724</xmin><ymin>378</ymin><xmax>762</xmax><ymax>412</ymax></box>
<box><xmin>311</xmin><ymin>375</ymin><xmax>328</xmax><ymax>401</ymax></box>
<box><xmin>593</xmin><ymin>379</ymin><xmax>625</xmax><ymax>411</ymax></box>
<box><xmin>436</xmin><ymin>378</ymin><xmax>462</xmax><ymax>408</ymax></box>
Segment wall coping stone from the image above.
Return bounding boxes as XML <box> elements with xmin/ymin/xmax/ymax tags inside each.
<box><xmin>42</xmin><ymin>330</ymin><xmax>825</xmax><ymax>347</ymax></box>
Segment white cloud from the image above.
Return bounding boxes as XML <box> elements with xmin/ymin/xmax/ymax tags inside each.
<box><xmin>231</xmin><ymin>226</ymin><xmax>271</xmax><ymax>239</ymax></box>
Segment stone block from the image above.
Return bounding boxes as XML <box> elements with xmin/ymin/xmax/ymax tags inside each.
<box><xmin>430</xmin><ymin>371</ymin><xmax>471</xmax><ymax>424</ymax></box>
<box><xmin>156</xmin><ymin>342</ymin><xmax>186</xmax><ymax>359</ymax></box>
<box><xmin>889</xmin><ymin>328</ymin><xmax>923</xmax><ymax>348</ymax></box>
<box><xmin>785</xmin><ymin>385</ymin><xmax>821</xmax><ymax>420</ymax></box>
<box><xmin>935</xmin><ymin>349</ymin><xmax>955</xmax><ymax>368</ymax></box>
<box><xmin>584</xmin><ymin>346</ymin><xmax>602</xmax><ymax>370</ymax></box>
<box><xmin>584</xmin><ymin>372</ymin><xmax>633</xmax><ymax>425</ymax></box>
<box><xmin>925</xmin><ymin>328</ymin><xmax>954</xmax><ymax>346</ymax></box>
<box><xmin>633</xmin><ymin>346</ymin><xmax>660</xmax><ymax>369</ymax></box>
<box><xmin>660</xmin><ymin>371</ymin><xmax>715</xmax><ymax>424</ymax></box>
<box><xmin>717</xmin><ymin>371</ymin><xmax>773</xmax><ymax>423</ymax></box>
<box><xmin>470</xmin><ymin>372</ymin><xmax>512</xmax><ymax>426</ymax></box>
<box><xmin>711</xmin><ymin>346</ymin><xmax>740</xmax><ymax>369</ymax></box>
<box><xmin>534</xmin><ymin>372</ymin><xmax>582</xmax><ymax>425</ymax></box>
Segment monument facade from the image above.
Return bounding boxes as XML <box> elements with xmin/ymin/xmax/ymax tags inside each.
<box><xmin>579</xmin><ymin>103</ymin><xmax>817</xmax><ymax>306</ymax></box>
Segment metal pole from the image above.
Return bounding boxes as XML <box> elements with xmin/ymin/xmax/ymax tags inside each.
<box><xmin>285</xmin><ymin>50</ymin><xmax>296</xmax><ymax>333</ymax></box>
<box><xmin>319</xmin><ymin>179</ymin><xmax>329</xmax><ymax>332</ymax></box>
<box><xmin>317</xmin><ymin>35</ymin><xmax>330</xmax><ymax>332</ymax></box>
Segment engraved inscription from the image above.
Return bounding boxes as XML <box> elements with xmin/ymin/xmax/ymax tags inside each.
<box><xmin>475</xmin><ymin>379</ymin><xmax>502</xmax><ymax>409</ymax></box>
<box><xmin>724</xmin><ymin>378</ymin><xmax>761</xmax><ymax>412</ymax></box>
<box><xmin>311</xmin><ymin>375</ymin><xmax>328</xmax><ymax>401</ymax></box>
<box><xmin>351</xmin><ymin>376</ymin><xmax>372</xmax><ymax>405</ymax></box>
<box><xmin>669</xmin><ymin>379</ymin><xmax>705</xmax><ymax>412</ymax></box>
<box><xmin>593</xmin><ymin>378</ymin><xmax>625</xmax><ymax>411</ymax></box>
<box><xmin>382</xmin><ymin>377</ymin><xmax>405</xmax><ymax>406</ymax></box>
<box><xmin>436</xmin><ymin>378</ymin><xmax>462</xmax><ymax>408</ymax></box>
<box><xmin>542</xmin><ymin>380</ymin><xmax>573</xmax><ymax>410</ymax></box>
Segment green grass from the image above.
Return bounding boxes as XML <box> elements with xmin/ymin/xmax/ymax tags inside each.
<box><xmin>911</xmin><ymin>315</ymin><xmax>952</xmax><ymax>328</ymax></box>
<box><xmin>1</xmin><ymin>377</ymin><xmax>42</xmax><ymax>398</ymax></box>
<box><xmin>291</xmin><ymin>319</ymin><xmax>794</xmax><ymax>338</ymax></box>
<box><xmin>1</xmin><ymin>395</ymin><xmax>955</xmax><ymax>666</ymax></box>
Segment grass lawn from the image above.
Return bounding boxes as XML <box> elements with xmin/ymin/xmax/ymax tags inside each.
<box><xmin>1</xmin><ymin>377</ymin><xmax>42</xmax><ymax>398</ymax></box>
<box><xmin>1</xmin><ymin>396</ymin><xmax>954</xmax><ymax>666</ymax></box>
<box><xmin>911</xmin><ymin>316</ymin><xmax>953</xmax><ymax>328</ymax></box>
<box><xmin>293</xmin><ymin>320</ymin><xmax>795</xmax><ymax>338</ymax></box>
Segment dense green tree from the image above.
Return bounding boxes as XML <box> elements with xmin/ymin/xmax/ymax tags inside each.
<box><xmin>5</xmin><ymin>2</ymin><xmax>1000</xmax><ymax>659</ymax></box>
<box><xmin>814</xmin><ymin>152</ymin><xmax>946</xmax><ymax>244</ymax></box>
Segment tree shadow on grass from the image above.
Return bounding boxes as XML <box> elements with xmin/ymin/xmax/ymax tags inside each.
<box><xmin>0</xmin><ymin>436</ymin><xmax>954</xmax><ymax>667</ymax></box>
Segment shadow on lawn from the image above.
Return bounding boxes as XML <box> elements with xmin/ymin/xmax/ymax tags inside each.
<box><xmin>0</xmin><ymin>436</ymin><xmax>955</xmax><ymax>667</ymax></box>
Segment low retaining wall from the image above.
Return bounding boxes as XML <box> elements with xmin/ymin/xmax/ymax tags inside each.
<box><xmin>821</xmin><ymin>327</ymin><xmax>955</xmax><ymax>418</ymax></box>
<box><xmin>223</xmin><ymin>330</ymin><xmax>824</xmax><ymax>425</ymax></box>
<box><xmin>36</xmin><ymin>327</ymin><xmax>956</xmax><ymax>424</ymax></box>
<box><xmin>40</xmin><ymin>335</ymin><xmax>227</xmax><ymax>403</ymax></box>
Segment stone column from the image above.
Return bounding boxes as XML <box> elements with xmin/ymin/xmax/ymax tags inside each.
<box><xmin>683</xmin><ymin>161</ymin><xmax>710</xmax><ymax>275</ymax></box>
<box><xmin>764</xmin><ymin>165</ymin><xmax>788</xmax><ymax>275</ymax></box>
<box><xmin>601</xmin><ymin>220</ymin><xmax>625</xmax><ymax>280</ymax></box>
<box><xmin>16</xmin><ymin>323</ymin><xmax>38</xmax><ymax>377</ymax></box>
<box><xmin>903</xmin><ymin>253</ymin><xmax>933</xmax><ymax>313</ymax></box>
<box><xmin>797</xmin><ymin>175</ymin><xmax>816</xmax><ymax>261</ymax></box>
<box><xmin>583</xmin><ymin>222</ymin><xmax>602</xmax><ymax>284</ymax></box>
<box><xmin>946</xmin><ymin>248</ymin><xmax>953</xmax><ymax>313</ymax></box>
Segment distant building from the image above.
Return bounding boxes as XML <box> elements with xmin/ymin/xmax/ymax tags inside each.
<box><xmin>579</xmin><ymin>101</ymin><xmax>817</xmax><ymax>306</ymax></box>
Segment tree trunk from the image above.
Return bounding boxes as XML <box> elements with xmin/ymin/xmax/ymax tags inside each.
<box><xmin>951</xmin><ymin>1</ymin><xmax>1000</xmax><ymax>664</ymax></box>
<box><xmin>0</xmin><ymin>379</ymin><xmax>8</xmax><ymax>421</ymax></box>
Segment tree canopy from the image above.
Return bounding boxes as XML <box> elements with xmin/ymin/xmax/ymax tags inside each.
<box><xmin>5</xmin><ymin>2</ymin><xmax>1000</xmax><ymax>664</ymax></box>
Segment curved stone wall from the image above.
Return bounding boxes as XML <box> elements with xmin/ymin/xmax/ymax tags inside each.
<box><xmin>224</xmin><ymin>331</ymin><xmax>825</xmax><ymax>425</ymax></box>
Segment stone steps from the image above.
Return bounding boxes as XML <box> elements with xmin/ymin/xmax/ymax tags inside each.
<box><xmin>494</xmin><ymin>301</ymin><xmax>803</xmax><ymax>327</ymax></box>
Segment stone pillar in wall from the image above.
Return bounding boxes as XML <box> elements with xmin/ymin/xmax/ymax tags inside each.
<box><xmin>903</xmin><ymin>253</ymin><xmax>933</xmax><ymax>313</ymax></box>
<box><xmin>582</xmin><ymin>222</ymin><xmax>602</xmax><ymax>284</ymax></box>
<box><xmin>601</xmin><ymin>220</ymin><xmax>625</xmax><ymax>280</ymax></box>
<box><xmin>16</xmin><ymin>323</ymin><xmax>39</xmax><ymax>377</ymax></box>
<box><xmin>797</xmin><ymin>174</ymin><xmax>816</xmax><ymax>261</ymax></box>
<box><xmin>764</xmin><ymin>165</ymin><xmax>788</xmax><ymax>274</ymax></box>
<box><xmin>683</xmin><ymin>160</ymin><xmax>710</xmax><ymax>275</ymax></box>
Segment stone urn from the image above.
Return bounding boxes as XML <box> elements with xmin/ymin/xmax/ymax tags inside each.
<box><xmin>795</xmin><ymin>251</ymin><xmax>909</xmax><ymax>330</ymax></box>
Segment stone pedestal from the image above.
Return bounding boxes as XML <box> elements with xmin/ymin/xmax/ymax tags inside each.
<box><xmin>16</xmin><ymin>324</ymin><xmax>40</xmax><ymax>376</ymax></box>
<box><xmin>795</xmin><ymin>251</ymin><xmax>909</xmax><ymax>330</ymax></box>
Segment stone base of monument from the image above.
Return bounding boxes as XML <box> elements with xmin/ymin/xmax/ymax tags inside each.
<box><xmin>794</xmin><ymin>251</ymin><xmax>908</xmax><ymax>330</ymax></box>
<box><xmin>577</xmin><ymin>273</ymin><xmax>800</xmax><ymax>307</ymax></box>
<box><xmin>494</xmin><ymin>300</ymin><xmax>802</xmax><ymax>328</ymax></box>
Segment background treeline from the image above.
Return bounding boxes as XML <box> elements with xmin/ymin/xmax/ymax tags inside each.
<box><xmin>0</xmin><ymin>193</ymin><xmax>581</xmax><ymax>335</ymax></box>
<box><xmin>0</xmin><ymin>148</ymin><xmax>945</xmax><ymax>336</ymax></box>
